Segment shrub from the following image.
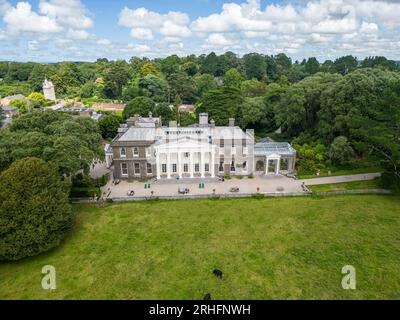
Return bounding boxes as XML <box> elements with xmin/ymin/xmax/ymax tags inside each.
<box><xmin>70</xmin><ymin>187</ymin><xmax>101</xmax><ymax>198</ymax></box>
<box><xmin>0</xmin><ymin>158</ymin><xmax>73</xmax><ymax>261</ymax></box>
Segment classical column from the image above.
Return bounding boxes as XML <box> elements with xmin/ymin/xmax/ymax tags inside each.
<box><xmin>276</xmin><ymin>158</ymin><xmax>281</xmax><ymax>175</ymax></box>
<box><xmin>266</xmin><ymin>157</ymin><xmax>269</xmax><ymax>175</ymax></box>
<box><xmin>156</xmin><ymin>151</ymin><xmax>161</xmax><ymax>179</ymax></box>
<box><xmin>166</xmin><ymin>152</ymin><xmax>171</xmax><ymax>179</ymax></box>
<box><xmin>177</xmin><ymin>152</ymin><xmax>182</xmax><ymax>178</ymax></box>
<box><xmin>200</xmin><ymin>152</ymin><xmax>205</xmax><ymax>178</ymax></box>
<box><xmin>211</xmin><ymin>151</ymin><xmax>215</xmax><ymax>178</ymax></box>
<box><xmin>190</xmin><ymin>152</ymin><xmax>194</xmax><ymax>178</ymax></box>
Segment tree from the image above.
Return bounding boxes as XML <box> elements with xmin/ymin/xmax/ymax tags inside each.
<box><xmin>98</xmin><ymin>114</ymin><xmax>121</xmax><ymax>139</ymax></box>
<box><xmin>239</xmin><ymin>97</ymin><xmax>267</xmax><ymax>128</ymax></box>
<box><xmin>138</xmin><ymin>75</ymin><xmax>168</xmax><ymax>102</ymax></box>
<box><xmin>123</xmin><ymin>96</ymin><xmax>156</xmax><ymax>120</ymax></box>
<box><xmin>361</xmin><ymin>56</ymin><xmax>399</xmax><ymax>71</ymax></box>
<box><xmin>328</xmin><ymin>136</ymin><xmax>354</xmax><ymax>164</ymax></box>
<box><xmin>161</xmin><ymin>55</ymin><xmax>181</xmax><ymax>76</ymax></box>
<box><xmin>10</xmin><ymin>99</ymin><xmax>28</xmax><ymax>113</ymax></box>
<box><xmin>139</xmin><ymin>62</ymin><xmax>160</xmax><ymax>77</ymax></box>
<box><xmin>167</xmin><ymin>72</ymin><xmax>197</xmax><ymax>103</ymax></box>
<box><xmin>28</xmin><ymin>64</ymin><xmax>51</xmax><ymax>92</ymax></box>
<box><xmin>241</xmin><ymin>79</ymin><xmax>267</xmax><ymax>97</ymax></box>
<box><xmin>154</xmin><ymin>102</ymin><xmax>173</xmax><ymax>124</ymax></box>
<box><xmin>243</xmin><ymin>53</ymin><xmax>266</xmax><ymax>80</ymax></box>
<box><xmin>53</xmin><ymin>62</ymin><xmax>81</xmax><ymax>95</ymax></box>
<box><xmin>275</xmin><ymin>87</ymin><xmax>307</xmax><ymax>137</ymax></box>
<box><xmin>223</xmin><ymin>68</ymin><xmax>243</xmax><ymax>88</ymax></box>
<box><xmin>79</xmin><ymin>81</ymin><xmax>97</xmax><ymax>98</ymax></box>
<box><xmin>304</xmin><ymin>57</ymin><xmax>320</xmax><ymax>75</ymax></box>
<box><xmin>333</xmin><ymin>55</ymin><xmax>358</xmax><ymax>75</ymax></box>
<box><xmin>198</xmin><ymin>87</ymin><xmax>243</xmax><ymax>126</ymax></box>
<box><xmin>27</xmin><ymin>92</ymin><xmax>46</xmax><ymax>108</ymax></box>
<box><xmin>200</xmin><ymin>52</ymin><xmax>219</xmax><ymax>75</ymax></box>
<box><xmin>194</xmin><ymin>73</ymin><xmax>218</xmax><ymax>100</ymax></box>
<box><xmin>102</xmin><ymin>60</ymin><xmax>131</xmax><ymax>99</ymax></box>
<box><xmin>2</xmin><ymin>110</ymin><xmax>103</xmax><ymax>176</ymax></box>
<box><xmin>0</xmin><ymin>157</ymin><xmax>73</xmax><ymax>261</ymax></box>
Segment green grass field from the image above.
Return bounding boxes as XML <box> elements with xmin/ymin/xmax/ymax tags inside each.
<box><xmin>1</xmin><ymin>195</ymin><xmax>400</xmax><ymax>300</ymax></box>
<box><xmin>308</xmin><ymin>178</ymin><xmax>383</xmax><ymax>193</ymax></box>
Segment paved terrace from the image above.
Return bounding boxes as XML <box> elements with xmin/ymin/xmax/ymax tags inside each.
<box><xmin>103</xmin><ymin>176</ymin><xmax>304</xmax><ymax>200</ymax></box>
<box><xmin>100</xmin><ymin>172</ymin><xmax>382</xmax><ymax>201</ymax></box>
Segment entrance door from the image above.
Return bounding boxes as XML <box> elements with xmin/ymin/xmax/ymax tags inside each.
<box><xmin>267</xmin><ymin>159</ymin><xmax>278</xmax><ymax>175</ymax></box>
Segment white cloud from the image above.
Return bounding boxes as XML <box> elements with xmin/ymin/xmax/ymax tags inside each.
<box><xmin>28</xmin><ymin>40</ymin><xmax>39</xmax><ymax>50</ymax></box>
<box><xmin>126</xmin><ymin>43</ymin><xmax>151</xmax><ymax>52</ymax></box>
<box><xmin>130</xmin><ymin>28</ymin><xmax>154</xmax><ymax>40</ymax></box>
<box><xmin>66</xmin><ymin>28</ymin><xmax>90</xmax><ymax>40</ymax></box>
<box><xmin>96</xmin><ymin>38</ymin><xmax>112</xmax><ymax>46</ymax></box>
<box><xmin>39</xmin><ymin>0</ymin><xmax>93</xmax><ymax>29</ymax></box>
<box><xmin>4</xmin><ymin>2</ymin><xmax>62</xmax><ymax>34</ymax></box>
<box><xmin>119</xmin><ymin>7</ymin><xmax>191</xmax><ymax>40</ymax></box>
<box><xmin>360</xmin><ymin>21</ymin><xmax>379</xmax><ymax>34</ymax></box>
<box><xmin>205</xmin><ymin>33</ymin><xmax>232</xmax><ymax>47</ymax></box>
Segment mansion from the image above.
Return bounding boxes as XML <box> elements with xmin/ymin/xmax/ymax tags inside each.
<box><xmin>107</xmin><ymin>113</ymin><xmax>296</xmax><ymax>180</ymax></box>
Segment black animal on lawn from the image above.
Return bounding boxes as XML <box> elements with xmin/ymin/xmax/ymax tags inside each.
<box><xmin>203</xmin><ymin>293</ymin><xmax>211</xmax><ymax>300</ymax></box>
<box><xmin>213</xmin><ymin>268</ymin><xmax>223</xmax><ymax>279</ymax></box>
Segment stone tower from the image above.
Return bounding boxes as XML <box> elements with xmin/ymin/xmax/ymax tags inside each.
<box><xmin>43</xmin><ymin>78</ymin><xmax>56</xmax><ymax>101</ymax></box>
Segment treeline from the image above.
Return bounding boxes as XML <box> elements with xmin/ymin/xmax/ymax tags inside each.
<box><xmin>0</xmin><ymin>53</ymin><xmax>398</xmax><ymax>101</ymax></box>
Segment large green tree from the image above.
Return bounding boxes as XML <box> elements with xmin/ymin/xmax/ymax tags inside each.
<box><xmin>0</xmin><ymin>110</ymin><xmax>103</xmax><ymax>176</ymax></box>
<box><xmin>198</xmin><ymin>86</ymin><xmax>243</xmax><ymax>126</ymax></box>
<box><xmin>99</xmin><ymin>114</ymin><xmax>121</xmax><ymax>139</ymax></box>
<box><xmin>0</xmin><ymin>157</ymin><xmax>73</xmax><ymax>261</ymax></box>
<box><xmin>123</xmin><ymin>96</ymin><xmax>156</xmax><ymax>120</ymax></box>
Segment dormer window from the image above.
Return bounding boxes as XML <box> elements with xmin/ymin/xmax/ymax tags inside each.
<box><xmin>121</xmin><ymin>147</ymin><xmax>126</xmax><ymax>157</ymax></box>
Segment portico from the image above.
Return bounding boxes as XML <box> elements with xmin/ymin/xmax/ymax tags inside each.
<box><xmin>155</xmin><ymin>137</ymin><xmax>216</xmax><ymax>180</ymax></box>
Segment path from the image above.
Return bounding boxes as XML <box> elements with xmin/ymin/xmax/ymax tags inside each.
<box><xmin>302</xmin><ymin>173</ymin><xmax>381</xmax><ymax>186</ymax></box>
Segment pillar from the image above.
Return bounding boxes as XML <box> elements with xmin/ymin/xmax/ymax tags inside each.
<box><xmin>276</xmin><ymin>158</ymin><xmax>280</xmax><ymax>175</ymax></box>
<box><xmin>178</xmin><ymin>152</ymin><xmax>182</xmax><ymax>178</ymax></box>
<box><xmin>156</xmin><ymin>151</ymin><xmax>161</xmax><ymax>179</ymax></box>
<box><xmin>190</xmin><ymin>152</ymin><xmax>194</xmax><ymax>178</ymax></box>
<box><xmin>211</xmin><ymin>151</ymin><xmax>215</xmax><ymax>178</ymax></box>
<box><xmin>200</xmin><ymin>152</ymin><xmax>205</xmax><ymax>178</ymax></box>
<box><xmin>166</xmin><ymin>153</ymin><xmax>171</xmax><ymax>179</ymax></box>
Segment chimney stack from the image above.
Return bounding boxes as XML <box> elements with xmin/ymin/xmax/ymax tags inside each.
<box><xmin>210</xmin><ymin>119</ymin><xmax>215</xmax><ymax>128</ymax></box>
<box><xmin>199</xmin><ymin>113</ymin><xmax>209</xmax><ymax>127</ymax></box>
<box><xmin>229</xmin><ymin>118</ymin><xmax>235</xmax><ymax>127</ymax></box>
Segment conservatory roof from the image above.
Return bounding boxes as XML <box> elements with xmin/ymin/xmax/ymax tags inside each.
<box><xmin>254</xmin><ymin>142</ymin><xmax>296</xmax><ymax>157</ymax></box>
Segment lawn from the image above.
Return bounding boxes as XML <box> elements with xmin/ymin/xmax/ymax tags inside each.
<box><xmin>308</xmin><ymin>178</ymin><xmax>383</xmax><ymax>193</ymax></box>
<box><xmin>1</xmin><ymin>195</ymin><xmax>400</xmax><ymax>300</ymax></box>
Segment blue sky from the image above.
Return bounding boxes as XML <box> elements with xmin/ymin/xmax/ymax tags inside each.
<box><xmin>0</xmin><ymin>0</ymin><xmax>399</xmax><ymax>62</ymax></box>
